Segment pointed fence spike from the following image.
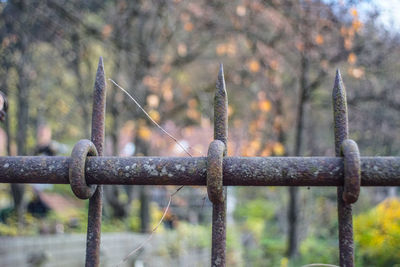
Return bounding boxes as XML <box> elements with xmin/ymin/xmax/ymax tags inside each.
<box><xmin>214</xmin><ymin>63</ymin><xmax>228</xmax><ymax>149</ymax></box>
<box><xmin>332</xmin><ymin>69</ymin><xmax>355</xmax><ymax>267</ymax></box>
<box><xmin>85</xmin><ymin>56</ymin><xmax>107</xmax><ymax>267</ymax></box>
<box><xmin>91</xmin><ymin>56</ymin><xmax>106</xmax><ymax>155</ymax></box>
<box><xmin>332</xmin><ymin>68</ymin><xmax>348</xmax><ymax>155</ymax></box>
<box><xmin>210</xmin><ymin>63</ymin><xmax>228</xmax><ymax>266</ymax></box>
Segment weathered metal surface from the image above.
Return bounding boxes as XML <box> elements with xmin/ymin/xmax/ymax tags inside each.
<box><xmin>86</xmin><ymin>57</ymin><xmax>106</xmax><ymax>267</ymax></box>
<box><xmin>207</xmin><ymin>140</ymin><xmax>225</xmax><ymax>204</ymax></box>
<box><xmin>208</xmin><ymin>141</ymin><xmax>226</xmax><ymax>266</ymax></box>
<box><xmin>333</xmin><ymin>69</ymin><xmax>354</xmax><ymax>267</ymax></box>
<box><xmin>209</xmin><ymin>64</ymin><xmax>228</xmax><ymax>267</ymax></box>
<box><xmin>333</xmin><ymin>70</ymin><xmax>349</xmax><ymax>155</ymax></box>
<box><xmin>211</xmin><ymin>197</ymin><xmax>226</xmax><ymax>267</ymax></box>
<box><xmin>0</xmin><ymin>57</ymin><xmax>395</xmax><ymax>266</ymax></box>
<box><xmin>69</xmin><ymin>139</ymin><xmax>98</xmax><ymax>199</ymax></box>
<box><xmin>214</xmin><ymin>64</ymin><xmax>228</xmax><ymax>148</ymax></box>
<box><xmin>341</xmin><ymin>139</ymin><xmax>361</xmax><ymax>204</ymax></box>
<box><xmin>1</xmin><ymin>156</ymin><xmax>400</xmax><ymax>186</ymax></box>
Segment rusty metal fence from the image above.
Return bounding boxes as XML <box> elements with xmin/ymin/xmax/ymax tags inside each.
<box><xmin>1</xmin><ymin>57</ymin><xmax>399</xmax><ymax>267</ymax></box>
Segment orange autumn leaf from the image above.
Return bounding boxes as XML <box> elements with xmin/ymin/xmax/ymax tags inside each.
<box><xmin>187</xmin><ymin>108</ymin><xmax>200</xmax><ymax>120</ymax></box>
<box><xmin>250</xmin><ymin>139</ymin><xmax>261</xmax><ymax>150</ymax></box>
<box><xmin>315</xmin><ymin>34</ymin><xmax>324</xmax><ymax>45</ymax></box>
<box><xmin>102</xmin><ymin>24</ymin><xmax>113</xmax><ymax>39</ymax></box>
<box><xmin>216</xmin><ymin>43</ymin><xmax>227</xmax><ymax>55</ymax></box>
<box><xmin>344</xmin><ymin>38</ymin><xmax>352</xmax><ymax>50</ymax></box>
<box><xmin>352</xmin><ymin>20</ymin><xmax>363</xmax><ymax>33</ymax></box>
<box><xmin>148</xmin><ymin>110</ymin><xmax>160</xmax><ymax>123</ymax></box>
<box><xmin>348</xmin><ymin>52</ymin><xmax>357</xmax><ymax>64</ymax></box>
<box><xmin>248</xmin><ymin>60</ymin><xmax>260</xmax><ymax>73</ymax></box>
<box><xmin>184</xmin><ymin>22</ymin><xmax>194</xmax><ymax>32</ymax></box>
<box><xmin>272</xmin><ymin>142</ymin><xmax>285</xmax><ymax>156</ymax></box>
<box><xmin>228</xmin><ymin>105</ymin><xmax>234</xmax><ymax>116</ymax></box>
<box><xmin>261</xmin><ymin>147</ymin><xmax>272</xmax><ymax>157</ymax></box>
<box><xmin>269</xmin><ymin>60</ymin><xmax>279</xmax><ymax>70</ymax></box>
<box><xmin>138</xmin><ymin>126</ymin><xmax>152</xmax><ymax>141</ymax></box>
<box><xmin>349</xmin><ymin>67</ymin><xmax>365</xmax><ymax>79</ymax></box>
<box><xmin>259</xmin><ymin>100</ymin><xmax>271</xmax><ymax>112</ymax></box>
<box><xmin>350</xmin><ymin>8</ymin><xmax>358</xmax><ymax>17</ymax></box>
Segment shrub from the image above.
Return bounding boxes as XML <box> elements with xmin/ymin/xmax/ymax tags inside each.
<box><xmin>354</xmin><ymin>197</ymin><xmax>400</xmax><ymax>266</ymax></box>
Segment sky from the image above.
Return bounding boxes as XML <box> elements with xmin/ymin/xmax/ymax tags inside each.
<box><xmin>358</xmin><ymin>0</ymin><xmax>400</xmax><ymax>33</ymax></box>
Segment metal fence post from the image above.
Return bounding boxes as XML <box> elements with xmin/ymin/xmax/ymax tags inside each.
<box><xmin>1</xmin><ymin>65</ymin><xmax>399</xmax><ymax>266</ymax></box>
<box><xmin>333</xmin><ymin>69</ymin><xmax>355</xmax><ymax>267</ymax></box>
<box><xmin>207</xmin><ymin>64</ymin><xmax>228</xmax><ymax>267</ymax></box>
<box><xmin>85</xmin><ymin>57</ymin><xmax>106</xmax><ymax>267</ymax></box>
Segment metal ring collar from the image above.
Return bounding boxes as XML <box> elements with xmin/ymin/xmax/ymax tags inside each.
<box><xmin>341</xmin><ymin>139</ymin><xmax>361</xmax><ymax>204</ymax></box>
<box><xmin>69</xmin><ymin>139</ymin><xmax>98</xmax><ymax>199</ymax></box>
<box><xmin>207</xmin><ymin>140</ymin><xmax>225</xmax><ymax>204</ymax></box>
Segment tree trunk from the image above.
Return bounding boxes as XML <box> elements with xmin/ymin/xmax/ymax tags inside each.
<box><xmin>139</xmin><ymin>186</ymin><xmax>150</xmax><ymax>233</ymax></box>
<box><xmin>0</xmin><ymin>60</ymin><xmax>11</xmax><ymax>156</ymax></box>
<box><xmin>135</xmin><ymin>135</ymin><xmax>151</xmax><ymax>233</ymax></box>
<box><xmin>287</xmin><ymin>53</ymin><xmax>309</xmax><ymax>259</ymax></box>
<box><xmin>71</xmin><ymin>33</ymin><xmax>90</xmax><ymax>138</ymax></box>
<box><xmin>103</xmin><ymin>52</ymin><xmax>138</xmax><ymax>220</ymax></box>
<box><xmin>13</xmin><ymin>35</ymin><xmax>31</xmax><ymax>225</ymax></box>
<box><xmin>104</xmin><ymin>185</ymin><xmax>128</xmax><ymax>219</ymax></box>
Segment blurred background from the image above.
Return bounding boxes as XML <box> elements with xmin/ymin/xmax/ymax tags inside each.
<box><xmin>0</xmin><ymin>0</ymin><xmax>400</xmax><ymax>266</ymax></box>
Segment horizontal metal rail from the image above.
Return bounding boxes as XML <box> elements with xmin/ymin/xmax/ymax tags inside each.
<box><xmin>0</xmin><ymin>62</ymin><xmax>396</xmax><ymax>266</ymax></box>
<box><xmin>1</xmin><ymin>156</ymin><xmax>399</xmax><ymax>186</ymax></box>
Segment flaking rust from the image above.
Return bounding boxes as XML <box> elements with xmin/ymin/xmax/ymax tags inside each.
<box><xmin>209</xmin><ymin>64</ymin><xmax>228</xmax><ymax>267</ymax></box>
<box><xmin>333</xmin><ymin>69</ymin><xmax>355</xmax><ymax>267</ymax></box>
<box><xmin>86</xmin><ymin>57</ymin><xmax>106</xmax><ymax>267</ymax></box>
<box><xmin>214</xmin><ymin>63</ymin><xmax>228</xmax><ymax>149</ymax></box>
<box><xmin>0</xmin><ymin>156</ymin><xmax>399</xmax><ymax>186</ymax></box>
<box><xmin>333</xmin><ymin>69</ymin><xmax>349</xmax><ymax>155</ymax></box>
<box><xmin>0</xmin><ymin>64</ymin><xmax>397</xmax><ymax>266</ymax></box>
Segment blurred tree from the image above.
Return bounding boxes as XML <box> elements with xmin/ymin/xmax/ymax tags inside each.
<box><xmin>212</xmin><ymin>0</ymin><xmax>362</xmax><ymax>258</ymax></box>
<box><xmin>97</xmin><ymin>0</ymin><xmax>220</xmax><ymax>230</ymax></box>
<box><xmin>2</xmin><ymin>0</ymin><xmax>35</xmax><ymax>225</ymax></box>
<box><xmin>0</xmin><ymin>2</ymin><xmax>399</xmax><ymax>265</ymax></box>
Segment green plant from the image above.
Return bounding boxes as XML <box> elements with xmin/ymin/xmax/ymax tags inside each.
<box><xmin>354</xmin><ymin>197</ymin><xmax>400</xmax><ymax>266</ymax></box>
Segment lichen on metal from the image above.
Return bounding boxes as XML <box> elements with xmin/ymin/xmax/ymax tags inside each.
<box><xmin>332</xmin><ymin>69</ymin><xmax>355</xmax><ymax>267</ymax></box>
<box><xmin>209</xmin><ymin>64</ymin><xmax>228</xmax><ymax>267</ymax></box>
<box><xmin>0</xmin><ymin>64</ymin><xmax>397</xmax><ymax>267</ymax></box>
<box><xmin>86</xmin><ymin>56</ymin><xmax>106</xmax><ymax>267</ymax></box>
<box><xmin>69</xmin><ymin>139</ymin><xmax>98</xmax><ymax>199</ymax></box>
<box><xmin>341</xmin><ymin>139</ymin><xmax>361</xmax><ymax>204</ymax></box>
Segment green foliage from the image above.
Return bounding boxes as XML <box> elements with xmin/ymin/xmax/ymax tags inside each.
<box><xmin>354</xmin><ymin>197</ymin><xmax>400</xmax><ymax>266</ymax></box>
<box><xmin>234</xmin><ymin>198</ymin><xmax>277</xmax><ymax>238</ymax></box>
<box><xmin>298</xmin><ymin>237</ymin><xmax>338</xmax><ymax>266</ymax></box>
<box><xmin>0</xmin><ymin>1</ymin><xmax>400</xmax><ymax>265</ymax></box>
<box><xmin>46</xmin><ymin>185</ymin><xmax>76</xmax><ymax>198</ymax></box>
<box><xmin>0</xmin><ymin>212</ymin><xmax>45</xmax><ymax>236</ymax></box>
<box><xmin>176</xmin><ymin>222</ymin><xmax>211</xmax><ymax>249</ymax></box>
<box><xmin>0</xmin><ymin>218</ymin><xmax>18</xmax><ymax>236</ymax></box>
<box><xmin>0</xmin><ymin>199</ymin><xmax>169</xmax><ymax>236</ymax></box>
<box><xmin>234</xmin><ymin>195</ymin><xmax>286</xmax><ymax>266</ymax></box>
<box><xmin>260</xmin><ymin>237</ymin><xmax>286</xmax><ymax>266</ymax></box>
<box><xmin>226</xmin><ymin>225</ymin><xmax>244</xmax><ymax>266</ymax></box>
